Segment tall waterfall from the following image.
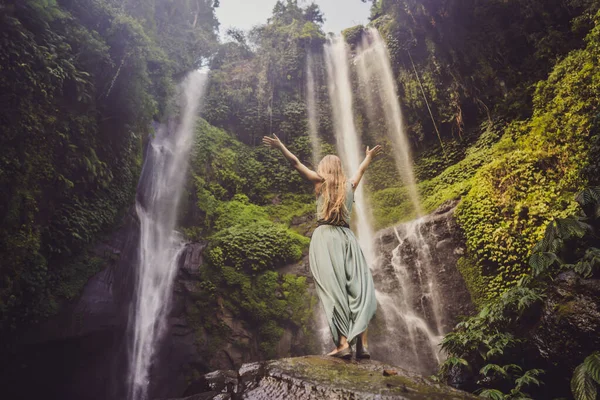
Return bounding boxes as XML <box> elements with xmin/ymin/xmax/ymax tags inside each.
<box><xmin>324</xmin><ymin>36</ymin><xmax>375</xmax><ymax>264</ymax></box>
<box><xmin>356</xmin><ymin>28</ymin><xmax>422</xmax><ymax>216</ymax></box>
<box><xmin>354</xmin><ymin>28</ymin><xmax>442</xmax><ymax>372</ymax></box>
<box><xmin>315</xmin><ymin>31</ymin><xmax>448</xmax><ymax>374</ymax></box>
<box><xmin>128</xmin><ymin>70</ymin><xmax>208</xmax><ymax>400</ymax></box>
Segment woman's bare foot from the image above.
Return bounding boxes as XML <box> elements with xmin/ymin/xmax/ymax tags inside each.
<box><xmin>327</xmin><ymin>343</ymin><xmax>349</xmax><ymax>356</ymax></box>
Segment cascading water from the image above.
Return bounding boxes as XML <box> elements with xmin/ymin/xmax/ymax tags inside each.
<box><xmin>324</xmin><ymin>36</ymin><xmax>375</xmax><ymax>264</ymax></box>
<box><xmin>306</xmin><ymin>53</ymin><xmax>321</xmax><ymax>167</ymax></box>
<box><xmin>370</xmin><ymin>219</ymin><xmax>445</xmax><ymax>374</ymax></box>
<box><xmin>356</xmin><ymin>28</ymin><xmax>422</xmax><ymax>216</ymax></box>
<box><xmin>128</xmin><ymin>70</ymin><xmax>208</xmax><ymax>400</ymax></box>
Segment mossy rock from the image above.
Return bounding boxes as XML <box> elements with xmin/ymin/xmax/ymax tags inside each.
<box><xmin>183</xmin><ymin>356</ymin><xmax>477</xmax><ymax>399</ymax></box>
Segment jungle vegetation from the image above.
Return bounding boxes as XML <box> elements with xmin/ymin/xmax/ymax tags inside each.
<box><xmin>2</xmin><ymin>0</ymin><xmax>600</xmax><ymax>398</ymax></box>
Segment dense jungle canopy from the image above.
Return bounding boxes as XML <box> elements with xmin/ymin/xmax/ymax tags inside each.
<box><xmin>1</xmin><ymin>0</ymin><xmax>600</xmax><ymax>399</ymax></box>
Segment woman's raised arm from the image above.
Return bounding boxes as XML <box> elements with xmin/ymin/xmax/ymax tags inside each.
<box><xmin>350</xmin><ymin>145</ymin><xmax>383</xmax><ymax>190</ymax></box>
<box><xmin>263</xmin><ymin>134</ymin><xmax>323</xmax><ymax>183</ymax></box>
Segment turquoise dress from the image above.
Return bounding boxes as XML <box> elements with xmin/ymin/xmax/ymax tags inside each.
<box><xmin>309</xmin><ymin>181</ymin><xmax>377</xmax><ymax>347</ymax></box>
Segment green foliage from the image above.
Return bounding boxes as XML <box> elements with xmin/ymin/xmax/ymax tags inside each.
<box><xmin>456</xmin><ymin>256</ymin><xmax>490</xmax><ymax>308</ymax></box>
<box><xmin>528</xmin><ymin>186</ymin><xmax>600</xmax><ymax>279</ymax></box>
<box><xmin>370</xmin><ymin>0</ymin><xmax>599</xmax><ymax>147</ymax></box>
<box><xmin>204</xmin><ymin>0</ymin><xmax>327</xmax><ymax>153</ymax></box>
<box><xmin>0</xmin><ymin>0</ymin><xmax>218</xmax><ymax>331</ymax></box>
<box><xmin>185</xmin><ymin>119</ymin><xmax>313</xmax><ymax>235</ymax></box>
<box><xmin>209</xmin><ymin>221</ymin><xmax>308</xmax><ymax>274</ymax></box>
<box><xmin>452</xmin><ymin>14</ymin><xmax>600</xmax><ymax>299</ymax></box>
<box><xmin>213</xmin><ymin>195</ymin><xmax>269</xmax><ymax>231</ymax></box>
<box><xmin>370</xmin><ymin>120</ymin><xmax>503</xmax><ymax>229</ymax></box>
<box><xmin>182</xmin><ymin>115</ymin><xmax>315</xmax><ymax>359</ymax></box>
<box><xmin>442</xmin><ymin>187</ymin><xmax>599</xmax><ymax>398</ymax></box>
<box><xmin>263</xmin><ymin>193</ymin><xmax>316</xmax><ymax>235</ymax></box>
<box><xmin>219</xmin><ymin>270</ymin><xmax>312</xmax><ymax>358</ymax></box>
<box><xmin>572</xmin><ymin>352</ymin><xmax>600</xmax><ymax>400</ymax></box>
<box><xmin>191</xmin><ymin>255</ymin><xmax>314</xmax><ymax>359</ymax></box>
<box><xmin>440</xmin><ymin>276</ymin><xmax>545</xmax><ymax>398</ymax></box>
<box><xmin>341</xmin><ymin>25</ymin><xmax>365</xmax><ymax>47</ymax></box>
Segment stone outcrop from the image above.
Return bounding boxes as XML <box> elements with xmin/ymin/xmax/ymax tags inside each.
<box><xmin>167</xmin><ymin>356</ymin><xmax>477</xmax><ymax>400</ymax></box>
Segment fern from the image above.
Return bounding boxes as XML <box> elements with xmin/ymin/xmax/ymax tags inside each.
<box><xmin>575</xmin><ymin>187</ymin><xmax>600</xmax><ymax>206</ymax></box>
<box><xmin>481</xmin><ymin>363</ymin><xmax>509</xmax><ymax>378</ymax></box>
<box><xmin>515</xmin><ymin>369</ymin><xmax>544</xmax><ymax>391</ymax></box>
<box><xmin>529</xmin><ymin>251</ymin><xmax>558</xmax><ymax>276</ymax></box>
<box><xmin>555</xmin><ymin>218</ymin><xmax>591</xmax><ymax>240</ymax></box>
<box><xmin>477</xmin><ymin>388</ymin><xmax>506</xmax><ymax>399</ymax></box>
<box><xmin>534</xmin><ymin>217</ymin><xmax>591</xmax><ymax>256</ymax></box>
<box><xmin>439</xmin><ymin>356</ymin><xmax>469</xmax><ymax>375</ymax></box>
<box><xmin>573</xmin><ymin>248</ymin><xmax>600</xmax><ymax>278</ymax></box>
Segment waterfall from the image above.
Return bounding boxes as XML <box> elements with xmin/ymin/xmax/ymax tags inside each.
<box><xmin>128</xmin><ymin>70</ymin><xmax>208</xmax><ymax>400</ymax></box>
<box><xmin>314</xmin><ymin>31</ymin><xmax>450</xmax><ymax>374</ymax></box>
<box><xmin>306</xmin><ymin>53</ymin><xmax>321</xmax><ymax>167</ymax></box>
<box><xmin>324</xmin><ymin>36</ymin><xmax>375</xmax><ymax>264</ymax></box>
<box><xmin>356</xmin><ymin>28</ymin><xmax>422</xmax><ymax>216</ymax></box>
<box><xmin>370</xmin><ymin>219</ymin><xmax>445</xmax><ymax>374</ymax></box>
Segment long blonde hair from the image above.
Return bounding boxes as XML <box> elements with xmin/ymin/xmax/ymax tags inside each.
<box><xmin>317</xmin><ymin>155</ymin><xmax>348</xmax><ymax>223</ymax></box>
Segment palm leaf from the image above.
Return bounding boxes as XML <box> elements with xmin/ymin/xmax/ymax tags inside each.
<box><xmin>445</xmin><ymin>356</ymin><xmax>469</xmax><ymax>368</ymax></box>
<box><xmin>539</xmin><ymin>221</ymin><xmax>558</xmax><ymax>252</ymax></box>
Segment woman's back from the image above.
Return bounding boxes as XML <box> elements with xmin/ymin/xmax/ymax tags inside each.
<box><xmin>316</xmin><ymin>181</ymin><xmax>354</xmax><ymax>225</ymax></box>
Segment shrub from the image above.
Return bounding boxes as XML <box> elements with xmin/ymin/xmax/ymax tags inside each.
<box><xmin>209</xmin><ymin>221</ymin><xmax>308</xmax><ymax>274</ymax></box>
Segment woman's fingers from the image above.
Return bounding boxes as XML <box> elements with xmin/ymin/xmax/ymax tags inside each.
<box><xmin>262</xmin><ymin>135</ymin><xmax>281</xmax><ymax>148</ymax></box>
<box><xmin>367</xmin><ymin>144</ymin><xmax>383</xmax><ymax>157</ymax></box>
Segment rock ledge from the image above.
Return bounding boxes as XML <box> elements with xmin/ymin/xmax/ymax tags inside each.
<box><xmin>169</xmin><ymin>355</ymin><xmax>476</xmax><ymax>399</ymax></box>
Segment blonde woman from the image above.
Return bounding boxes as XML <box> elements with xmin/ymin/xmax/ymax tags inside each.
<box><xmin>263</xmin><ymin>134</ymin><xmax>381</xmax><ymax>359</ymax></box>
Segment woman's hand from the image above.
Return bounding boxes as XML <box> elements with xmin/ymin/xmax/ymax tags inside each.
<box><xmin>262</xmin><ymin>134</ymin><xmax>283</xmax><ymax>149</ymax></box>
<box><xmin>365</xmin><ymin>145</ymin><xmax>383</xmax><ymax>159</ymax></box>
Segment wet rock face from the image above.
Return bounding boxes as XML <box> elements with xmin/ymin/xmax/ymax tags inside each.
<box><xmin>166</xmin><ymin>356</ymin><xmax>477</xmax><ymax>400</ymax></box>
<box><xmin>529</xmin><ymin>271</ymin><xmax>600</xmax><ymax>375</ymax></box>
<box><xmin>369</xmin><ymin>200</ymin><xmax>474</xmax><ymax>374</ymax></box>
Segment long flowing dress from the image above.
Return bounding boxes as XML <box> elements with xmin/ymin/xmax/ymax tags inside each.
<box><xmin>309</xmin><ymin>181</ymin><xmax>377</xmax><ymax>346</ymax></box>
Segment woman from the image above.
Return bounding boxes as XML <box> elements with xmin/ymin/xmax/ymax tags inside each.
<box><xmin>263</xmin><ymin>134</ymin><xmax>381</xmax><ymax>359</ymax></box>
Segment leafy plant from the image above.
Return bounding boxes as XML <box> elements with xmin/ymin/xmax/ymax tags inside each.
<box><xmin>529</xmin><ymin>187</ymin><xmax>600</xmax><ymax>279</ymax></box>
<box><xmin>572</xmin><ymin>352</ymin><xmax>600</xmax><ymax>400</ymax></box>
